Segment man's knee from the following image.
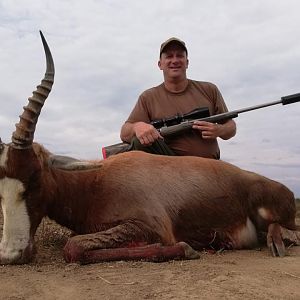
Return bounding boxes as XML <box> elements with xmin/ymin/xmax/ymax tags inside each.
<box><xmin>130</xmin><ymin>137</ymin><xmax>175</xmax><ymax>156</ymax></box>
<box><xmin>130</xmin><ymin>137</ymin><xmax>149</xmax><ymax>151</ymax></box>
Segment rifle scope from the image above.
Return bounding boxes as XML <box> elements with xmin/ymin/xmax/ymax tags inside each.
<box><xmin>151</xmin><ymin>107</ymin><xmax>210</xmax><ymax>129</ymax></box>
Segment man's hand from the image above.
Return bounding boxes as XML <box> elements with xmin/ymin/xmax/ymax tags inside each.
<box><xmin>192</xmin><ymin>121</ymin><xmax>221</xmax><ymax>139</ymax></box>
<box><xmin>192</xmin><ymin>119</ymin><xmax>236</xmax><ymax>140</ymax></box>
<box><xmin>133</xmin><ymin>122</ymin><xmax>163</xmax><ymax>145</ymax></box>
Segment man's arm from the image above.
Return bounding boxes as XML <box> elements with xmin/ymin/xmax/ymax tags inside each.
<box><xmin>192</xmin><ymin>119</ymin><xmax>236</xmax><ymax>140</ymax></box>
<box><xmin>120</xmin><ymin>122</ymin><xmax>136</xmax><ymax>143</ymax></box>
<box><xmin>120</xmin><ymin>121</ymin><xmax>163</xmax><ymax>145</ymax></box>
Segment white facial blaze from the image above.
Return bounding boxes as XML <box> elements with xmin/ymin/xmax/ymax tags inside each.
<box><xmin>0</xmin><ymin>177</ymin><xmax>31</xmax><ymax>263</ymax></box>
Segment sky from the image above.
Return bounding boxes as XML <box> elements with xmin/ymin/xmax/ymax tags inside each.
<box><xmin>0</xmin><ymin>0</ymin><xmax>300</xmax><ymax>196</ymax></box>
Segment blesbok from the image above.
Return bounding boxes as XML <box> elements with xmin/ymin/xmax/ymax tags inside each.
<box><xmin>0</xmin><ymin>33</ymin><xmax>299</xmax><ymax>265</ymax></box>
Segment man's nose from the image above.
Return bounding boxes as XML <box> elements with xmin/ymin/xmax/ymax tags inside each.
<box><xmin>170</xmin><ymin>57</ymin><xmax>180</xmax><ymax>63</ymax></box>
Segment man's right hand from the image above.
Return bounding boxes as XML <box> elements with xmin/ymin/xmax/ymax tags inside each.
<box><xmin>133</xmin><ymin>122</ymin><xmax>163</xmax><ymax>145</ymax></box>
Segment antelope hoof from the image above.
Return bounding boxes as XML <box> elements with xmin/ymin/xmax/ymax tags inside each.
<box><xmin>178</xmin><ymin>242</ymin><xmax>200</xmax><ymax>260</ymax></box>
<box><xmin>280</xmin><ymin>227</ymin><xmax>300</xmax><ymax>246</ymax></box>
<box><xmin>267</xmin><ymin>223</ymin><xmax>285</xmax><ymax>257</ymax></box>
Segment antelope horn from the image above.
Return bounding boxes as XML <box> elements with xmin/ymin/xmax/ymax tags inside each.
<box><xmin>11</xmin><ymin>31</ymin><xmax>55</xmax><ymax>149</ymax></box>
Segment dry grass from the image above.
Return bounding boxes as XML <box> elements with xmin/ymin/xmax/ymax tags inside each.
<box><xmin>35</xmin><ymin>217</ymin><xmax>72</xmax><ymax>248</ymax></box>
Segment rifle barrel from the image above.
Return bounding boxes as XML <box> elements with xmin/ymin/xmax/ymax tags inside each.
<box><xmin>231</xmin><ymin>100</ymin><xmax>282</xmax><ymax>115</ymax></box>
<box><xmin>160</xmin><ymin>93</ymin><xmax>300</xmax><ymax>137</ymax></box>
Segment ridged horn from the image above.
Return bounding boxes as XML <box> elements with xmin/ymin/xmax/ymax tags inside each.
<box><xmin>11</xmin><ymin>31</ymin><xmax>55</xmax><ymax>149</ymax></box>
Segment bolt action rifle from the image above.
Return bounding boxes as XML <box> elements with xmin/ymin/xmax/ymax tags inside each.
<box><xmin>102</xmin><ymin>93</ymin><xmax>300</xmax><ymax>159</ymax></box>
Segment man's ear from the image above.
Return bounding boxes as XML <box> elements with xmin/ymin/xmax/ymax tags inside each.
<box><xmin>158</xmin><ymin>60</ymin><xmax>162</xmax><ymax>70</ymax></box>
<box><xmin>187</xmin><ymin>58</ymin><xmax>189</xmax><ymax>68</ymax></box>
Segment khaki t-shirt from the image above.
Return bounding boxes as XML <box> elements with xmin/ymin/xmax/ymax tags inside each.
<box><xmin>126</xmin><ymin>79</ymin><xmax>228</xmax><ymax>158</ymax></box>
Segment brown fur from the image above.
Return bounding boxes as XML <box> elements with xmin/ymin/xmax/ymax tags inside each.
<box><xmin>1</xmin><ymin>142</ymin><xmax>298</xmax><ymax>264</ymax></box>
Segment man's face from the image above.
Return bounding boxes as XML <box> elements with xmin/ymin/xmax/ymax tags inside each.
<box><xmin>158</xmin><ymin>43</ymin><xmax>189</xmax><ymax>80</ymax></box>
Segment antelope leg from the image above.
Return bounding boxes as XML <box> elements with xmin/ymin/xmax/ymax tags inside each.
<box><xmin>80</xmin><ymin>242</ymin><xmax>200</xmax><ymax>264</ymax></box>
<box><xmin>63</xmin><ymin>221</ymin><xmax>199</xmax><ymax>264</ymax></box>
<box><xmin>267</xmin><ymin>223</ymin><xmax>285</xmax><ymax>257</ymax></box>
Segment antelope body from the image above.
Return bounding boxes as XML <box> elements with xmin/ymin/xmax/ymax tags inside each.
<box><xmin>0</xmin><ymin>33</ymin><xmax>299</xmax><ymax>265</ymax></box>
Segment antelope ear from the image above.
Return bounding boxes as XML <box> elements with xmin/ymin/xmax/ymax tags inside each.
<box><xmin>48</xmin><ymin>155</ymin><xmax>103</xmax><ymax>171</ymax></box>
<box><xmin>0</xmin><ymin>138</ymin><xmax>4</xmax><ymax>151</ymax></box>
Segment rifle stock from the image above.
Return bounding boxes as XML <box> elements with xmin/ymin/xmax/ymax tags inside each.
<box><xmin>102</xmin><ymin>92</ymin><xmax>300</xmax><ymax>158</ymax></box>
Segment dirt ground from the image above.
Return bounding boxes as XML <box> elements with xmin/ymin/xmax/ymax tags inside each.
<box><xmin>1</xmin><ymin>203</ymin><xmax>300</xmax><ymax>300</ymax></box>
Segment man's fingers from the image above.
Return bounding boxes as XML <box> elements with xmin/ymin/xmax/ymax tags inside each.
<box><xmin>140</xmin><ymin>132</ymin><xmax>159</xmax><ymax>145</ymax></box>
<box><xmin>154</xmin><ymin>130</ymin><xmax>164</xmax><ymax>141</ymax></box>
<box><xmin>193</xmin><ymin>121</ymin><xmax>220</xmax><ymax>139</ymax></box>
<box><xmin>201</xmin><ymin>131</ymin><xmax>212</xmax><ymax>139</ymax></box>
<box><xmin>137</xmin><ymin>125</ymin><xmax>163</xmax><ymax>145</ymax></box>
<box><xmin>157</xmin><ymin>130</ymin><xmax>164</xmax><ymax>139</ymax></box>
<box><xmin>140</xmin><ymin>136</ymin><xmax>151</xmax><ymax>145</ymax></box>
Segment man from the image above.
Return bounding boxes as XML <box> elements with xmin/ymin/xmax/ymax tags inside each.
<box><xmin>120</xmin><ymin>37</ymin><xmax>236</xmax><ymax>159</ymax></box>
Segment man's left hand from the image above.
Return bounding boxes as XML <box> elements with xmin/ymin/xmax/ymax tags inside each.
<box><xmin>192</xmin><ymin>121</ymin><xmax>221</xmax><ymax>139</ymax></box>
<box><xmin>192</xmin><ymin>119</ymin><xmax>236</xmax><ymax>140</ymax></box>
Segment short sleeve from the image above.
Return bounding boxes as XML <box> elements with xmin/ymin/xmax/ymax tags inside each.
<box><xmin>126</xmin><ymin>93</ymin><xmax>151</xmax><ymax>124</ymax></box>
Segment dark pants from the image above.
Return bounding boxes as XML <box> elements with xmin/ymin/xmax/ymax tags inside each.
<box><xmin>130</xmin><ymin>137</ymin><xmax>175</xmax><ymax>156</ymax></box>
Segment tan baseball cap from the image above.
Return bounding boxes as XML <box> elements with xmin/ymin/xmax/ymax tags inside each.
<box><xmin>160</xmin><ymin>37</ymin><xmax>188</xmax><ymax>56</ymax></box>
